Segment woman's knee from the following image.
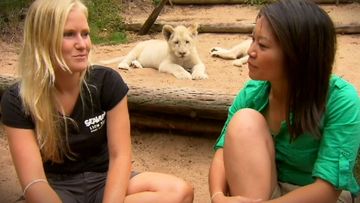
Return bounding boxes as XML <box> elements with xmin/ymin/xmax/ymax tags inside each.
<box><xmin>155</xmin><ymin>176</ymin><xmax>194</xmax><ymax>203</ymax></box>
<box><xmin>127</xmin><ymin>172</ymin><xmax>194</xmax><ymax>203</ymax></box>
<box><xmin>226</xmin><ymin>108</ymin><xmax>268</xmax><ymax>142</ymax></box>
<box><xmin>170</xmin><ymin>179</ymin><xmax>194</xmax><ymax>203</ymax></box>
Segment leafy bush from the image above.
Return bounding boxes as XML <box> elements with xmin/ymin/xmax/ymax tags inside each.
<box><xmin>0</xmin><ymin>0</ymin><xmax>127</xmax><ymax>44</ymax></box>
<box><xmin>152</xmin><ymin>0</ymin><xmax>161</xmax><ymax>5</ymax></box>
<box><xmin>85</xmin><ymin>0</ymin><xmax>127</xmax><ymax>44</ymax></box>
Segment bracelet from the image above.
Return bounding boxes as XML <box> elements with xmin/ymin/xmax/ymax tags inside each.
<box><xmin>211</xmin><ymin>191</ymin><xmax>223</xmax><ymax>200</ymax></box>
<box><xmin>23</xmin><ymin>179</ymin><xmax>48</xmax><ymax>196</ymax></box>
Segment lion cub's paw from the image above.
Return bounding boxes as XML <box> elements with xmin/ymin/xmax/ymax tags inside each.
<box><xmin>232</xmin><ymin>56</ymin><xmax>248</xmax><ymax>67</ymax></box>
<box><xmin>192</xmin><ymin>71</ymin><xmax>208</xmax><ymax>80</ymax></box>
<box><xmin>210</xmin><ymin>47</ymin><xmax>221</xmax><ymax>52</ymax></box>
<box><xmin>173</xmin><ymin>71</ymin><xmax>192</xmax><ymax>80</ymax></box>
<box><xmin>118</xmin><ymin>62</ymin><xmax>130</xmax><ymax>70</ymax></box>
<box><xmin>130</xmin><ymin>60</ymin><xmax>143</xmax><ymax>69</ymax></box>
<box><xmin>210</xmin><ymin>47</ymin><xmax>223</xmax><ymax>57</ymax></box>
<box><xmin>232</xmin><ymin>60</ymin><xmax>245</xmax><ymax>67</ymax></box>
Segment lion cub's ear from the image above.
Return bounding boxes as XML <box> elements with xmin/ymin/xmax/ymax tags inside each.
<box><xmin>162</xmin><ymin>25</ymin><xmax>174</xmax><ymax>41</ymax></box>
<box><xmin>188</xmin><ymin>23</ymin><xmax>199</xmax><ymax>37</ymax></box>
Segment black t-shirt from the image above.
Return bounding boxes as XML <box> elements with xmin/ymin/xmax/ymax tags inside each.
<box><xmin>1</xmin><ymin>66</ymin><xmax>129</xmax><ymax>174</ymax></box>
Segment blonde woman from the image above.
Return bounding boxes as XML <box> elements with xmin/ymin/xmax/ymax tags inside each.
<box><xmin>209</xmin><ymin>0</ymin><xmax>359</xmax><ymax>203</ymax></box>
<box><xmin>1</xmin><ymin>0</ymin><xmax>193</xmax><ymax>202</ymax></box>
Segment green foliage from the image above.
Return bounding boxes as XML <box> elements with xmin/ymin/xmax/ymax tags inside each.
<box><xmin>85</xmin><ymin>0</ymin><xmax>127</xmax><ymax>45</ymax></box>
<box><xmin>0</xmin><ymin>0</ymin><xmax>127</xmax><ymax>44</ymax></box>
<box><xmin>152</xmin><ymin>0</ymin><xmax>161</xmax><ymax>6</ymax></box>
<box><xmin>89</xmin><ymin>21</ymin><xmax>127</xmax><ymax>45</ymax></box>
<box><xmin>0</xmin><ymin>0</ymin><xmax>31</xmax><ymax>16</ymax></box>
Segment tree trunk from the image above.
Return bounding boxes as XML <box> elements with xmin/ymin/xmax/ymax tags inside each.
<box><xmin>130</xmin><ymin>112</ymin><xmax>224</xmax><ymax>134</ymax></box>
<box><xmin>0</xmin><ymin>75</ymin><xmax>231</xmax><ymax>134</ymax></box>
<box><xmin>138</xmin><ymin>0</ymin><xmax>169</xmax><ymax>35</ymax></box>
<box><xmin>125</xmin><ymin>22</ymin><xmax>360</xmax><ymax>34</ymax></box>
<box><xmin>127</xmin><ymin>85</ymin><xmax>234</xmax><ymax>120</ymax></box>
<box><xmin>335</xmin><ymin>23</ymin><xmax>360</xmax><ymax>34</ymax></box>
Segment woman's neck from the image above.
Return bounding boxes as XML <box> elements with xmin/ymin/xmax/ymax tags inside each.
<box><xmin>54</xmin><ymin>70</ymin><xmax>82</xmax><ymax>93</ymax></box>
<box><xmin>265</xmin><ymin>81</ymin><xmax>288</xmax><ymax>134</ymax></box>
<box><xmin>269</xmin><ymin>80</ymin><xmax>288</xmax><ymax>105</ymax></box>
<box><xmin>54</xmin><ymin>70</ymin><xmax>82</xmax><ymax>116</ymax></box>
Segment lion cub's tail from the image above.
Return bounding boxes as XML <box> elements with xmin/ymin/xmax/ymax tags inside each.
<box><xmin>97</xmin><ymin>56</ymin><xmax>125</xmax><ymax>65</ymax></box>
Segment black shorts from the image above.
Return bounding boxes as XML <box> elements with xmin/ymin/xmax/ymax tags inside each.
<box><xmin>46</xmin><ymin>171</ymin><xmax>139</xmax><ymax>203</ymax></box>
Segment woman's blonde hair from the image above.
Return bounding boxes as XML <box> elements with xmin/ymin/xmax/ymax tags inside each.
<box><xmin>19</xmin><ymin>0</ymin><xmax>89</xmax><ymax>163</ymax></box>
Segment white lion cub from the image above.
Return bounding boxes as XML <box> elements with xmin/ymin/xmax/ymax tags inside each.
<box><xmin>210</xmin><ymin>39</ymin><xmax>252</xmax><ymax>67</ymax></box>
<box><xmin>101</xmin><ymin>24</ymin><xmax>208</xmax><ymax>80</ymax></box>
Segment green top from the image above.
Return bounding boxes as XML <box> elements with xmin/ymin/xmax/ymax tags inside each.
<box><xmin>214</xmin><ymin>75</ymin><xmax>360</xmax><ymax>195</ymax></box>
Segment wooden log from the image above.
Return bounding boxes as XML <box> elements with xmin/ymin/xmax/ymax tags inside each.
<box><xmin>335</xmin><ymin>23</ymin><xmax>360</xmax><ymax>34</ymax></box>
<box><xmin>127</xmin><ymin>85</ymin><xmax>234</xmax><ymax>120</ymax></box>
<box><xmin>169</xmin><ymin>0</ymin><xmax>353</xmax><ymax>4</ymax></box>
<box><xmin>139</xmin><ymin>0</ymin><xmax>169</xmax><ymax>35</ymax></box>
<box><xmin>125</xmin><ymin>22</ymin><xmax>255</xmax><ymax>34</ymax></box>
<box><xmin>124</xmin><ymin>22</ymin><xmax>360</xmax><ymax>34</ymax></box>
<box><xmin>0</xmin><ymin>75</ymin><xmax>232</xmax><ymax>133</ymax></box>
<box><xmin>130</xmin><ymin>112</ymin><xmax>223</xmax><ymax>134</ymax></box>
<box><xmin>0</xmin><ymin>75</ymin><xmax>18</xmax><ymax>101</ymax></box>
<box><xmin>198</xmin><ymin>23</ymin><xmax>254</xmax><ymax>33</ymax></box>
<box><xmin>0</xmin><ymin>75</ymin><xmax>234</xmax><ymax>120</ymax></box>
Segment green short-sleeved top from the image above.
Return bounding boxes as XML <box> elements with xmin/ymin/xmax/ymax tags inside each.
<box><xmin>214</xmin><ymin>75</ymin><xmax>360</xmax><ymax>195</ymax></box>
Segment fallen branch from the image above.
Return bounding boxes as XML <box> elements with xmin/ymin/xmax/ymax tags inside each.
<box><xmin>335</xmin><ymin>23</ymin><xmax>360</xmax><ymax>34</ymax></box>
<box><xmin>0</xmin><ymin>75</ymin><xmax>232</xmax><ymax>134</ymax></box>
<box><xmin>139</xmin><ymin>0</ymin><xmax>169</xmax><ymax>35</ymax></box>
<box><xmin>125</xmin><ymin>22</ymin><xmax>255</xmax><ymax>33</ymax></box>
<box><xmin>124</xmin><ymin>22</ymin><xmax>360</xmax><ymax>34</ymax></box>
<box><xmin>0</xmin><ymin>75</ymin><xmax>18</xmax><ymax>101</ymax></box>
<box><xmin>127</xmin><ymin>85</ymin><xmax>234</xmax><ymax>120</ymax></box>
<box><xmin>130</xmin><ymin>112</ymin><xmax>224</xmax><ymax>134</ymax></box>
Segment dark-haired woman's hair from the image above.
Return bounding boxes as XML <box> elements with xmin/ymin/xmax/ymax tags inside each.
<box><xmin>260</xmin><ymin>0</ymin><xmax>336</xmax><ymax>138</ymax></box>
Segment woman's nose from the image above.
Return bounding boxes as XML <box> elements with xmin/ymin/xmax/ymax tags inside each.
<box><xmin>247</xmin><ymin>43</ymin><xmax>256</xmax><ymax>58</ymax></box>
<box><xmin>75</xmin><ymin>35</ymin><xmax>86</xmax><ymax>49</ymax></box>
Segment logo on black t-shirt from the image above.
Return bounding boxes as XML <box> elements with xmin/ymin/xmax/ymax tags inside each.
<box><xmin>84</xmin><ymin>111</ymin><xmax>106</xmax><ymax>133</ymax></box>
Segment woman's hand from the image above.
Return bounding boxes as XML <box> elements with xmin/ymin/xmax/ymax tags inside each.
<box><xmin>5</xmin><ymin>126</ymin><xmax>62</xmax><ymax>203</ymax></box>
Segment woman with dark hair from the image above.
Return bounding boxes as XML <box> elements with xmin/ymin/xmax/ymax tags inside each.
<box><xmin>208</xmin><ymin>0</ymin><xmax>359</xmax><ymax>202</ymax></box>
<box><xmin>1</xmin><ymin>0</ymin><xmax>194</xmax><ymax>202</ymax></box>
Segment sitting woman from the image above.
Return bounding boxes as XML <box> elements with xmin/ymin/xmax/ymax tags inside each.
<box><xmin>208</xmin><ymin>0</ymin><xmax>360</xmax><ymax>203</ymax></box>
<box><xmin>1</xmin><ymin>0</ymin><xmax>193</xmax><ymax>202</ymax></box>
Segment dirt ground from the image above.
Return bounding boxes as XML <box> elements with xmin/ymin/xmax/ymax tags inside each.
<box><xmin>0</xmin><ymin>1</ymin><xmax>360</xmax><ymax>202</ymax></box>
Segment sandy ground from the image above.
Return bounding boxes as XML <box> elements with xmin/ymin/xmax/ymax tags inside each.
<box><xmin>0</xmin><ymin>1</ymin><xmax>360</xmax><ymax>202</ymax></box>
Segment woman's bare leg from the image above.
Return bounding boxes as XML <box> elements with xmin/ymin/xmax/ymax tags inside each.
<box><xmin>125</xmin><ymin>172</ymin><xmax>194</xmax><ymax>203</ymax></box>
<box><xmin>223</xmin><ymin>108</ymin><xmax>277</xmax><ymax>200</ymax></box>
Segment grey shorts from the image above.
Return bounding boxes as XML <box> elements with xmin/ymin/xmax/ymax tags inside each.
<box><xmin>271</xmin><ymin>182</ymin><xmax>354</xmax><ymax>203</ymax></box>
<box><xmin>46</xmin><ymin>171</ymin><xmax>139</xmax><ymax>203</ymax></box>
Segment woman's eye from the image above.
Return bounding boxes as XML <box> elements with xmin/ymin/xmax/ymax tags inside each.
<box><xmin>64</xmin><ymin>32</ymin><xmax>75</xmax><ymax>37</ymax></box>
<box><xmin>82</xmin><ymin>32</ymin><xmax>90</xmax><ymax>37</ymax></box>
<box><xmin>259</xmin><ymin>43</ymin><xmax>268</xmax><ymax>49</ymax></box>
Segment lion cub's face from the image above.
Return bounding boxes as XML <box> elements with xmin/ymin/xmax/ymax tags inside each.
<box><xmin>162</xmin><ymin>24</ymin><xmax>198</xmax><ymax>59</ymax></box>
